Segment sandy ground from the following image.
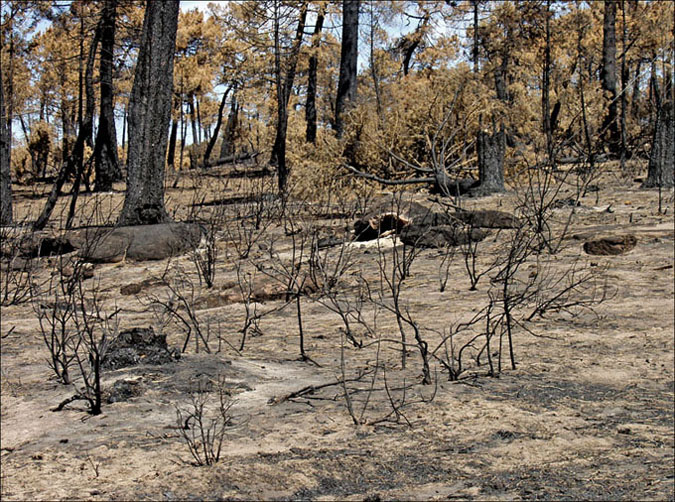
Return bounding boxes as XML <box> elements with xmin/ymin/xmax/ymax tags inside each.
<box><xmin>1</xmin><ymin>165</ymin><xmax>673</xmax><ymax>501</ymax></box>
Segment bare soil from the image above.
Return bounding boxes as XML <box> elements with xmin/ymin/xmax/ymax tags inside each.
<box><xmin>1</xmin><ymin>166</ymin><xmax>673</xmax><ymax>501</ymax></box>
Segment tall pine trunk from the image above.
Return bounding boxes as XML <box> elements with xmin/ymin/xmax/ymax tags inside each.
<box><xmin>94</xmin><ymin>0</ymin><xmax>121</xmax><ymax>192</ymax></box>
<box><xmin>601</xmin><ymin>0</ymin><xmax>620</xmax><ymax>155</ymax></box>
<box><xmin>204</xmin><ymin>85</ymin><xmax>231</xmax><ymax>165</ymax></box>
<box><xmin>35</xmin><ymin>26</ymin><xmax>100</xmax><ymax>231</ymax></box>
<box><xmin>0</xmin><ymin>35</ymin><xmax>12</xmax><ymax>226</ymax></box>
<box><xmin>271</xmin><ymin>2</ymin><xmax>307</xmax><ymax>194</ymax></box>
<box><xmin>473</xmin><ymin>118</ymin><xmax>506</xmax><ymax>196</ymax></box>
<box><xmin>643</xmin><ymin>89</ymin><xmax>674</xmax><ymax>188</ymax></box>
<box><xmin>219</xmin><ymin>96</ymin><xmax>238</xmax><ymax>160</ymax></box>
<box><xmin>335</xmin><ymin>0</ymin><xmax>359</xmax><ymax>139</ymax></box>
<box><xmin>305</xmin><ymin>5</ymin><xmax>325</xmax><ymax>144</ymax></box>
<box><xmin>118</xmin><ymin>0</ymin><xmax>179</xmax><ymax>226</ymax></box>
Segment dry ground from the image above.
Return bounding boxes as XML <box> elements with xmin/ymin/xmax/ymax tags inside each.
<box><xmin>1</xmin><ymin>165</ymin><xmax>673</xmax><ymax>501</ymax></box>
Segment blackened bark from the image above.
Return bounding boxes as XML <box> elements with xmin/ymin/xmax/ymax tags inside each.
<box><xmin>35</xmin><ymin>26</ymin><xmax>100</xmax><ymax>231</ymax></box>
<box><xmin>643</xmin><ymin>97</ymin><xmax>674</xmax><ymax>188</ymax></box>
<box><xmin>219</xmin><ymin>95</ymin><xmax>238</xmax><ymax>160</ymax></box>
<box><xmin>272</xmin><ymin>3</ymin><xmax>307</xmax><ymax>194</ymax></box>
<box><xmin>204</xmin><ymin>86</ymin><xmax>231</xmax><ymax>165</ymax></box>
<box><xmin>118</xmin><ymin>0</ymin><xmax>179</xmax><ymax>226</ymax></box>
<box><xmin>305</xmin><ymin>5</ymin><xmax>325</xmax><ymax>144</ymax></box>
<box><xmin>0</xmin><ymin>46</ymin><xmax>12</xmax><ymax>225</ymax></box>
<box><xmin>66</xmin><ymin>23</ymin><xmax>101</xmax><ymax>229</ymax></box>
<box><xmin>473</xmin><ymin>122</ymin><xmax>506</xmax><ymax>196</ymax></box>
<box><xmin>335</xmin><ymin>0</ymin><xmax>359</xmax><ymax>139</ymax></box>
<box><xmin>189</xmin><ymin>94</ymin><xmax>198</xmax><ymax>146</ymax></box>
<box><xmin>601</xmin><ymin>0</ymin><xmax>620</xmax><ymax>155</ymax></box>
<box><xmin>542</xmin><ymin>0</ymin><xmax>553</xmax><ymax>165</ymax></box>
<box><xmin>472</xmin><ymin>0</ymin><xmax>479</xmax><ymax>73</ymax></box>
<box><xmin>167</xmin><ymin>117</ymin><xmax>178</xmax><ymax>169</ymax></box>
<box><xmin>94</xmin><ymin>0</ymin><xmax>121</xmax><ymax>192</ymax></box>
<box><xmin>494</xmin><ymin>55</ymin><xmax>509</xmax><ymax>103</ymax></box>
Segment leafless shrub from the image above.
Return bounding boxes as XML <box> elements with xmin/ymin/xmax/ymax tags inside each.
<box><xmin>235</xmin><ymin>261</ymin><xmax>290</xmax><ymax>352</ymax></box>
<box><xmin>432</xmin><ymin>223</ymin><xmax>609</xmax><ymax>381</ymax></box>
<box><xmin>251</xmin><ymin>213</ymin><xmax>316</xmax><ymax>363</ymax></box>
<box><xmin>143</xmin><ymin>265</ymin><xmax>239</xmax><ymax>355</ymax></box>
<box><xmin>364</xmin><ymin>196</ymin><xmax>430</xmax><ymax>383</ymax></box>
<box><xmin>186</xmin><ymin>177</ymin><xmax>231</xmax><ymax>288</ymax></box>
<box><xmin>222</xmin><ymin>177</ymin><xmax>281</xmax><ymax>259</ymax></box>
<box><xmin>175</xmin><ymin>375</ymin><xmax>235</xmax><ymax>466</ymax></box>
<box><xmin>308</xmin><ymin>231</ymin><xmax>372</xmax><ymax>348</ymax></box>
<box><xmin>32</xmin><ymin>254</ymin><xmax>119</xmax><ymax>415</ymax></box>
<box><xmin>1</xmin><ymin>222</ymin><xmax>36</xmax><ymax>306</ymax></box>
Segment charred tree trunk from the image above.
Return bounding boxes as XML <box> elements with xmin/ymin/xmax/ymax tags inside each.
<box><xmin>495</xmin><ymin>57</ymin><xmax>509</xmax><ymax>103</ymax></box>
<box><xmin>167</xmin><ymin>98</ymin><xmax>179</xmax><ymax>170</ymax></box>
<box><xmin>542</xmin><ymin>0</ymin><xmax>554</xmax><ymax>166</ymax></box>
<box><xmin>473</xmin><ymin>120</ymin><xmax>506</xmax><ymax>196</ymax></box>
<box><xmin>335</xmin><ymin>0</ymin><xmax>359</xmax><ymax>139</ymax></box>
<box><xmin>643</xmin><ymin>94</ymin><xmax>674</xmax><ymax>188</ymax></box>
<box><xmin>204</xmin><ymin>85</ymin><xmax>232</xmax><ymax>165</ymax></box>
<box><xmin>305</xmin><ymin>4</ymin><xmax>325</xmax><ymax>144</ymax></box>
<box><xmin>35</xmin><ymin>25</ymin><xmax>100</xmax><ymax>231</ymax></box>
<box><xmin>601</xmin><ymin>0</ymin><xmax>620</xmax><ymax>155</ymax></box>
<box><xmin>66</xmin><ymin>23</ymin><xmax>101</xmax><ymax>228</ymax></box>
<box><xmin>271</xmin><ymin>2</ymin><xmax>307</xmax><ymax>194</ymax></box>
<box><xmin>219</xmin><ymin>95</ymin><xmax>238</xmax><ymax>160</ymax></box>
<box><xmin>472</xmin><ymin>0</ymin><xmax>479</xmax><ymax>74</ymax></box>
<box><xmin>0</xmin><ymin>43</ymin><xmax>12</xmax><ymax>225</ymax></box>
<box><xmin>118</xmin><ymin>0</ymin><xmax>179</xmax><ymax>226</ymax></box>
<box><xmin>94</xmin><ymin>0</ymin><xmax>121</xmax><ymax>192</ymax></box>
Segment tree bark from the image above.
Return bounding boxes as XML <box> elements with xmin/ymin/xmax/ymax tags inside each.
<box><xmin>94</xmin><ymin>0</ymin><xmax>121</xmax><ymax>192</ymax></box>
<box><xmin>167</xmin><ymin>99</ymin><xmax>179</xmax><ymax>170</ymax></box>
<box><xmin>34</xmin><ymin>25</ymin><xmax>101</xmax><ymax>231</ymax></box>
<box><xmin>271</xmin><ymin>2</ymin><xmax>307</xmax><ymax>194</ymax></box>
<box><xmin>305</xmin><ymin>4</ymin><xmax>325</xmax><ymax>144</ymax></box>
<box><xmin>472</xmin><ymin>0</ymin><xmax>479</xmax><ymax>74</ymax></box>
<box><xmin>335</xmin><ymin>0</ymin><xmax>359</xmax><ymax>139</ymax></box>
<box><xmin>118</xmin><ymin>0</ymin><xmax>179</xmax><ymax>226</ymax></box>
<box><xmin>542</xmin><ymin>0</ymin><xmax>554</xmax><ymax>166</ymax></box>
<box><xmin>643</xmin><ymin>97</ymin><xmax>674</xmax><ymax>188</ymax></box>
<box><xmin>473</xmin><ymin>121</ymin><xmax>506</xmax><ymax>196</ymax></box>
<box><xmin>601</xmin><ymin>0</ymin><xmax>620</xmax><ymax>155</ymax></box>
<box><xmin>66</xmin><ymin>23</ymin><xmax>101</xmax><ymax>228</ymax></box>
<box><xmin>219</xmin><ymin>94</ymin><xmax>238</xmax><ymax>160</ymax></box>
<box><xmin>204</xmin><ymin>85</ymin><xmax>232</xmax><ymax>165</ymax></box>
<box><xmin>0</xmin><ymin>36</ymin><xmax>12</xmax><ymax>226</ymax></box>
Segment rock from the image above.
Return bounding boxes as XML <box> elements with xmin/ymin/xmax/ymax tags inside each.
<box><xmin>317</xmin><ymin>235</ymin><xmax>345</xmax><ymax>249</ymax></box>
<box><xmin>106</xmin><ymin>379</ymin><xmax>144</xmax><ymax>403</ymax></box>
<box><xmin>102</xmin><ymin>327</ymin><xmax>179</xmax><ymax>370</ymax></box>
<box><xmin>401</xmin><ymin>224</ymin><xmax>488</xmax><ymax>248</ymax></box>
<box><xmin>354</xmin><ymin>197</ymin><xmax>445</xmax><ymax>241</ymax></box>
<box><xmin>583</xmin><ymin>235</ymin><xmax>637</xmax><ymax>255</ymax></box>
<box><xmin>451</xmin><ymin>210</ymin><xmax>519</xmax><ymax>229</ymax></box>
<box><xmin>73</xmin><ymin>222</ymin><xmax>203</xmax><ymax>263</ymax></box>
<box><xmin>354</xmin><ymin>212</ymin><xmax>411</xmax><ymax>241</ymax></box>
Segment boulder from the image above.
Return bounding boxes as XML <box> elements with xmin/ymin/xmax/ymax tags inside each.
<box><xmin>106</xmin><ymin>378</ymin><xmax>144</xmax><ymax>403</ymax></box>
<box><xmin>583</xmin><ymin>235</ymin><xmax>637</xmax><ymax>255</ymax></box>
<box><xmin>73</xmin><ymin>222</ymin><xmax>203</xmax><ymax>263</ymax></box>
<box><xmin>354</xmin><ymin>212</ymin><xmax>411</xmax><ymax>241</ymax></box>
<box><xmin>401</xmin><ymin>224</ymin><xmax>489</xmax><ymax>248</ymax></box>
